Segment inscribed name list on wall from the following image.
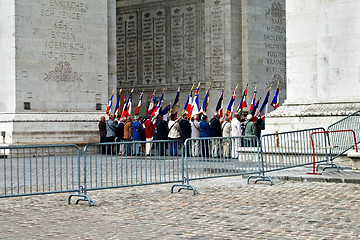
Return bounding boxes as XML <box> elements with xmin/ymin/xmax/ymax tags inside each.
<box><xmin>264</xmin><ymin>1</ymin><xmax>286</xmax><ymax>85</ymax></box>
<box><xmin>38</xmin><ymin>0</ymin><xmax>88</xmax><ymax>62</ymax></box>
<box><xmin>116</xmin><ymin>1</ymin><xmax>200</xmax><ymax>90</ymax></box>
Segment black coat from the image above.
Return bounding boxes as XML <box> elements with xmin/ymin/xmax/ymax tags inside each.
<box><xmin>210</xmin><ymin>117</ymin><xmax>222</xmax><ymax>137</ymax></box>
<box><xmin>179</xmin><ymin>119</ymin><xmax>191</xmax><ymax>141</ymax></box>
<box><xmin>155</xmin><ymin>119</ymin><xmax>169</xmax><ymax>140</ymax></box>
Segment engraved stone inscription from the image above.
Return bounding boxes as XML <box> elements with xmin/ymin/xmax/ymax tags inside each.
<box><xmin>210</xmin><ymin>0</ymin><xmax>225</xmax><ymax>79</ymax></box>
<box><xmin>264</xmin><ymin>1</ymin><xmax>286</xmax><ymax>82</ymax></box>
<box><xmin>142</xmin><ymin>10</ymin><xmax>166</xmax><ymax>84</ymax></box>
<box><xmin>171</xmin><ymin>4</ymin><xmax>197</xmax><ymax>83</ymax></box>
<box><xmin>37</xmin><ymin>0</ymin><xmax>88</xmax><ymax>62</ymax></box>
<box><xmin>116</xmin><ymin>13</ymin><xmax>138</xmax><ymax>86</ymax></box>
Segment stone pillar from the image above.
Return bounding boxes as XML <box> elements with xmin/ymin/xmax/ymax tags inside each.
<box><xmin>0</xmin><ymin>0</ymin><xmax>114</xmax><ymax>145</ymax></box>
<box><xmin>266</xmin><ymin>0</ymin><xmax>360</xmax><ymax>133</ymax></box>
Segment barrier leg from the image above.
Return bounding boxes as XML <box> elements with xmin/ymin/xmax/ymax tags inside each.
<box><xmin>171</xmin><ymin>178</ymin><xmax>199</xmax><ymax>195</ymax></box>
<box><xmin>68</xmin><ymin>186</ymin><xmax>96</xmax><ymax>207</ymax></box>
<box><xmin>247</xmin><ymin>174</ymin><xmax>274</xmax><ymax>186</ymax></box>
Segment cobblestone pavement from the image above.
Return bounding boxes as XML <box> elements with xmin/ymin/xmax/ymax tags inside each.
<box><xmin>0</xmin><ymin>177</ymin><xmax>359</xmax><ymax>239</ymax></box>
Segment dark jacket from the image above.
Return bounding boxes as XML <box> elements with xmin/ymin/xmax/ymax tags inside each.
<box><xmin>209</xmin><ymin>117</ymin><xmax>221</xmax><ymax>137</ymax></box>
<box><xmin>200</xmin><ymin>120</ymin><xmax>211</xmax><ymax>138</ymax></box>
<box><xmin>155</xmin><ymin>119</ymin><xmax>169</xmax><ymax>140</ymax></box>
<box><xmin>116</xmin><ymin>121</ymin><xmax>124</xmax><ymax>140</ymax></box>
<box><xmin>179</xmin><ymin>118</ymin><xmax>191</xmax><ymax>141</ymax></box>
<box><xmin>98</xmin><ymin>120</ymin><xmax>106</xmax><ymax>137</ymax></box>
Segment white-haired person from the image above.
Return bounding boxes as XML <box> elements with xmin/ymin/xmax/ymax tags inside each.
<box><xmin>243</xmin><ymin>114</ymin><xmax>258</xmax><ymax>147</ymax></box>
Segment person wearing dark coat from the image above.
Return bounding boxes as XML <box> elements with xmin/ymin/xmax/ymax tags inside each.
<box><xmin>210</xmin><ymin>113</ymin><xmax>222</xmax><ymax>157</ymax></box>
<box><xmin>155</xmin><ymin>115</ymin><xmax>169</xmax><ymax>156</ymax></box>
<box><xmin>179</xmin><ymin>113</ymin><xmax>191</xmax><ymax>156</ymax></box>
<box><xmin>98</xmin><ymin>116</ymin><xmax>107</xmax><ymax>154</ymax></box>
<box><xmin>200</xmin><ymin>115</ymin><xmax>210</xmax><ymax>158</ymax></box>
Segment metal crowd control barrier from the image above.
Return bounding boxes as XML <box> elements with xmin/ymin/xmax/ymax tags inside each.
<box><xmin>171</xmin><ymin>136</ymin><xmax>272</xmax><ymax>192</ymax></box>
<box><xmin>248</xmin><ymin>128</ymin><xmax>328</xmax><ymax>183</ymax></box>
<box><xmin>321</xmin><ymin>110</ymin><xmax>360</xmax><ymax>170</ymax></box>
<box><xmin>0</xmin><ymin>144</ymin><xmax>81</xmax><ymax>199</ymax></box>
<box><xmin>308</xmin><ymin>130</ymin><xmax>358</xmax><ymax>174</ymax></box>
<box><xmin>69</xmin><ymin>139</ymin><xmax>198</xmax><ymax>206</ymax></box>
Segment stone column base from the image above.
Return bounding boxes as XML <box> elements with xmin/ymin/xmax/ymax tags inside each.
<box><xmin>263</xmin><ymin>103</ymin><xmax>360</xmax><ymax>134</ymax></box>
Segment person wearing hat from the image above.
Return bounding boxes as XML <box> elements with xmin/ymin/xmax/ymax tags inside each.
<box><xmin>244</xmin><ymin>114</ymin><xmax>258</xmax><ymax>147</ymax></box>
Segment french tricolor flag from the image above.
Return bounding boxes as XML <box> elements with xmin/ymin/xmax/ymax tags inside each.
<box><xmin>271</xmin><ymin>84</ymin><xmax>280</xmax><ymax>109</ymax></box>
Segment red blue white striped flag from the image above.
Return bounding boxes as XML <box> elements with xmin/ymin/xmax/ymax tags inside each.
<box><xmin>106</xmin><ymin>90</ymin><xmax>115</xmax><ymax>116</ymax></box>
<box><xmin>135</xmin><ymin>91</ymin><xmax>143</xmax><ymax>115</ymax></box>
<box><xmin>250</xmin><ymin>86</ymin><xmax>257</xmax><ymax>112</ymax></box>
<box><xmin>226</xmin><ymin>85</ymin><xmax>238</xmax><ymax>119</ymax></box>
<box><xmin>215</xmin><ymin>90</ymin><xmax>224</xmax><ymax>118</ymax></box>
<box><xmin>259</xmin><ymin>87</ymin><xmax>271</xmax><ymax>120</ymax></box>
<box><xmin>121</xmin><ymin>89</ymin><xmax>134</xmax><ymax>118</ymax></box>
<box><xmin>271</xmin><ymin>83</ymin><xmax>280</xmax><ymax>109</ymax></box>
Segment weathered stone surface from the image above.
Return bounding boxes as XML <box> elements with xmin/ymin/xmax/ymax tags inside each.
<box><xmin>268</xmin><ymin>0</ymin><xmax>360</xmax><ymax>132</ymax></box>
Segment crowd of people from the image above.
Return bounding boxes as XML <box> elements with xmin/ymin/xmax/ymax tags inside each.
<box><xmin>98</xmin><ymin>112</ymin><xmax>264</xmax><ymax>158</ymax></box>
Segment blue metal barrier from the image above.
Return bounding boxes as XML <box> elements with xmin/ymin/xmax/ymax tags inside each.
<box><xmin>69</xmin><ymin>139</ymin><xmax>198</xmax><ymax>205</ymax></box>
<box><xmin>170</xmin><ymin>136</ymin><xmax>273</xmax><ymax>191</ymax></box>
<box><xmin>246</xmin><ymin>128</ymin><xmax>328</xmax><ymax>183</ymax></box>
<box><xmin>0</xmin><ymin>144</ymin><xmax>82</xmax><ymax>199</ymax></box>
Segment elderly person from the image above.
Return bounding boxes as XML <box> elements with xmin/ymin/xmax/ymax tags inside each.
<box><xmin>244</xmin><ymin>114</ymin><xmax>258</xmax><ymax>147</ymax></box>
<box><xmin>105</xmin><ymin>115</ymin><xmax>118</xmax><ymax>154</ymax></box>
<box><xmin>230</xmin><ymin>113</ymin><xmax>242</xmax><ymax>158</ymax></box>
<box><xmin>221</xmin><ymin>116</ymin><xmax>232</xmax><ymax>158</ymax></box>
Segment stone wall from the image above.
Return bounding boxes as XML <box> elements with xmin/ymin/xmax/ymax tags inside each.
<box><xmin>266</xmin><ymin>0</ymin><xmax>360</xmax><ymax>133</ymax></box>
<box><xmin>0</xmin><ymin>0</ymin><xmax>113</xmax><ymax>144</ymax></box>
